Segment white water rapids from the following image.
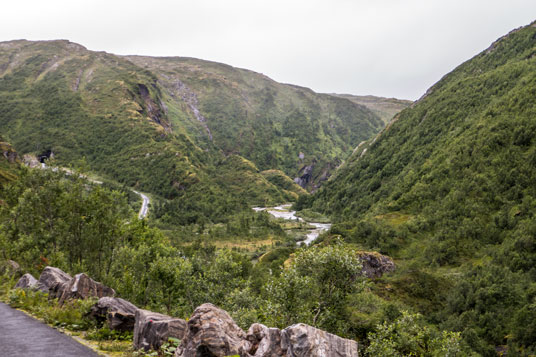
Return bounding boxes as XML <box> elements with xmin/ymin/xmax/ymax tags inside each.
<box><xmin>253</xmin><ymin>204</ymin><xmax>331</xmax><ymax>245</ymax></box>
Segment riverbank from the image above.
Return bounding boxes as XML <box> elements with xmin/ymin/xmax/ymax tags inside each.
<box><xmin>252</xmin><ymin>204</ymin><xmax>331</xmax><ymax>245</ymax></box>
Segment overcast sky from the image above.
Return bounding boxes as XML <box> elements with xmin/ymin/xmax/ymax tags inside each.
<box><xmin>2</xmin><ymin>1</ymin><xmax>536</xmax><ymax>100</ymax></box>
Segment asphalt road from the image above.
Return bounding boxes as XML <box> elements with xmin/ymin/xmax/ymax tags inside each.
<box><xmin>0</xmin><ymin>302</ymin><xmax>100</xmax><ymax>356</ymax></box>
<box><xmin>132</xmin><ymin>190</ymin><xmax>150</xmax><ymax>219</ymax></box>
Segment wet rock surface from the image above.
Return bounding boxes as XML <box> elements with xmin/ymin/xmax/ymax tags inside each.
<box><xmin>134</xmin><ymin>309</ymin><xmax>187</xmax><ymax>351</ymax></box>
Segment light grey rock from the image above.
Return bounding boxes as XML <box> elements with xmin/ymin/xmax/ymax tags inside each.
<box><xmin>246</xmin><ymin>323</ymin><xmax>285</xmax><ymax>357</ymax></box>
<box><xmin>57</xmin><ymin>273</ymin><xmax>115</xmax><ymax>305</ymax></box>
<box><xmin>175</xmin><ymin>303</ymin><xmax>250</xmax><ymax>357</ymax></box>
<box><xmin>134</xmin><ymin>309</ymin><xmax>187</xmax><ymax>351</ymax></box>
<box><xmin>246</xmin><ymin>322</ymin><xmax>359</xmax><ymax>357</ymax></box>
<box><xmin>282</xmin><ymin>323</ymin><xmax>359</xmax><ymax>357</ymax></box>
<box><xmin>14</xmin><ymin>273</ymin><xmax>38</xmax><ymax>289</ymax></box>
<box><xmin>36</xmin><ymin>266</ymin><xmax>72</xmax><ymax>297</ymax></box>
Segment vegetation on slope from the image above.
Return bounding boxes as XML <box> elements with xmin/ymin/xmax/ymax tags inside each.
<box><xmin>0</xmin><ymin>139</ymin><xmax>19</xmax><ymax>187</ymax></box>
<box><xmin>0</xmin><ymin>40</ymin><xmax>313</xmax><ymax>224</ymax></box>
<box><xmin>0</xmin><ymin>40</ymin><xmax>383</xmax><ymax>224</ymax></box>
<box><xmin>302</xmin><ymin>21</ymin><xmax>536</xmax><ymax>355</ymax></box>
<box><xmin>1</xmin><ymin>168</ymin><xmax>467</xmax><ymax>355</ymax></box>
<box><xmin>331</xmin><ymin>94</ymin><xmax>412</xmax><ymax>124</ymax></box>
<box><xmin>127</xmin><ymin>55</ymin><xmax>384</xmax><ymax>189</ymax></box>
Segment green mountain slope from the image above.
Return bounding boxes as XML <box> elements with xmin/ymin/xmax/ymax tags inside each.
<box><xmin>303</xmin><ymin>21</ymin><xmax>536</xmax><ymax>354</ymax></box>
<box><xmin>126</xmin><ymin>55</ymin><xmax>384</xmax><ymax>189</ymax></box>
<box><xmin>330</xmin><ymin>94</ymin><xmax>412</xmax><ymax>124</ymax></box>
<box><xmin>0</xmin><ymin>40</ymin><xmax>381</xmax><ymax>222</ymax></box>
<box><xmin>0</xmin><ymin>139</ymin><xmax>18</xmax><ymax>187</ymax></box>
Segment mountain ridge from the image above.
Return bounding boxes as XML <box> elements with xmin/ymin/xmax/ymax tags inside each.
<box><xmin>301</xmin><ymin>20</ymin><xmax>536</xmax><ymax>354</ymax></box>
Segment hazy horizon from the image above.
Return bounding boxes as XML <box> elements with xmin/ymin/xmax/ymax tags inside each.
<box><xmin>2</xmin><ymin>0</ymin><xmax>536</xmax><ymax>100</ymax></box>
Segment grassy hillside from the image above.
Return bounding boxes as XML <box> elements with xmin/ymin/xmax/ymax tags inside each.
<box><xmin>331</xmin><ymin>94</ymin><xmax>412</xmax><ymax>124</ymax></box>
<box><xmin>0</xmin><ymin>139</ymin><xmax>18</xmax><ymax>187</ymax></box>
<box><xmin>0</xmin><ymin>40</ymin><xmax>382</xmax><ymax>224</ymax></box>
<box><xmin>0</xmin><ymin>40</ymin><xmax>375</xmax><ymax>224</ymax></box>
<box><xmin>303</xmin><ymin>21</ymin><xmax>536</xmax><ymax>354</ymax></box>
<box><xmin>126</xmin><ymin>55</ymin><xmax>384</xmax><ymax>189</ymax></box>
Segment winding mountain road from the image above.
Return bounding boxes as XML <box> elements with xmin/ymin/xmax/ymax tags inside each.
<box><xmin>37</xmin><ymin>163</ymin><xmax>150</xmax><ymax>220</ymax></box>
<box><xmin>0</xmin><ymin>303</ymin><xmax>100</xmax><ymax>356</ymax></box>
<box><xmin>132</xmin><ymin>190</ymin><xmax>150</xmax><ymax>219</ymax></box>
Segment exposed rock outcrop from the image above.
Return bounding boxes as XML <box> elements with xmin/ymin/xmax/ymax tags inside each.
<box><xmin>175</xmin><ymin>303</ymin><xmax>251</xmax><ymax>357</ymax></box>
<box><xmin>36</xmin><ymin>266</ymin><xmax>72</xmax><ymax>297</ymax></box>
<box><xmin>90</xmin><ymin>297</ymin><xmax>138</xmax><ymax>332</ymax></box>
<box><xmin>134</xmin><ymin>309</ymin><xmax>187</xmax><ymax>351</ymax></box>
<box><xmin>57</xmin><ymin>273</ymin><xmax>115</xmax><ymax>305</ymax></box>
<box><xmin>14</xmin><ymin>273</ymin><xmax>38</xmax><ymax>289</ymax></box>
<box><xmin>358</xmin><ymin>251</ymin><xmax>395</xmax><ymax>278</ymax></box>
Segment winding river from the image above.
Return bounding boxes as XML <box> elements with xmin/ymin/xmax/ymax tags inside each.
<box><xmin>253</xmin><ymin>204</ymin><xmax>331</xmax><ymax>245</ymax></box>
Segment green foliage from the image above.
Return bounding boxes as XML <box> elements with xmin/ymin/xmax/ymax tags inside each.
<box><xmin>367</xmin><ymin>311</ymin><xmax>463</xmax><ymax>357</ymax></box>
<box><xmin>86</xmin><ymin>327</ymin><xmax>133</xmax><ymax>342</ymax></box>
<box><xmin>0</xmin><ymin>39</ymin><xmax>383</xmax><ymax>226</ymax></box>
<box><xmin>0</xmin><ymin>168</ymin><xmax>130</xmax><ymax>280</ymax></box>
<box><xmin>262</xmin><ymin>241</ymin><xmax>365</xmax><ymax>336</ymax></box>
<box><xmin>7</xmin><ymin>288</ymin><xmax>96</xmax><ymax>331</ymax></box>
<box><xmin>305</xmin><ymin>22</ymin><xmax>536</xmax><ymax>353</ymax></box>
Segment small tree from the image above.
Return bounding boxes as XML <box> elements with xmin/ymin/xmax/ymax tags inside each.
<box><xmin>367</xmin><ymin>311</ymin><xmax>462</xmax><ymax>356</ymax></box>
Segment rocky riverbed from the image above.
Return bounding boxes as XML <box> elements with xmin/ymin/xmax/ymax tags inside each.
<box><xmin>253</xmin><ymin>204</ymin><xmax>331</xmax><ymax>245</ymax></box>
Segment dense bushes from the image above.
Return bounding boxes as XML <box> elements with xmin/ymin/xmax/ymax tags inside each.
<box><xmin>304</xmin><ymin>22</ymin><xmax>536</xmax><ymax>353</ymax></box>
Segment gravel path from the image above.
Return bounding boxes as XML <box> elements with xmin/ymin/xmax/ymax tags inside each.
<box><xmin>0</xmin><ymin>302</ymin><xmax>100</xmax><ymax>356</ymax></box>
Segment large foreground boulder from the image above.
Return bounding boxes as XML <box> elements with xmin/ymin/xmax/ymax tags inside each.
<box><xmin>90</xmin><ymin>297</ymin><xmax>138</xmax><ymax>332</ymax></box>
<box><xmin>246</xmin><ymin>323</ymin><xmax>359</xmax><ymax>357</ymax></box>
<box><xmin>57</xmin><ymin>273</ymin><xmax>115</xmax><ymax>304</ymax></box>
<box><xmin>358</xmin><ymin>251</ymin><xmax>395</xmax><ymax>278</ymax></box>
<box><xmin>14</xmin><ymin>273</ymin><xmax>38</xmax><ymax>289</ymax></box>
<box><xmin>175</xmin><ymin>303</ymin><xmax>251</xmax><ymax>357</ymax></box>
<box><xmin>282</xmin><ymin>323</ymin><xmax>359</xmax><ymax>357</ymax></box>
<box><xmin>36</xmin><ymin>266</ymin><xmax>72</xmax><ymax>297</ymax></box>
<box><xmin>134</xmin><ymin>309</ymin><xmax>187</xmax><ymax>351</ymax></box>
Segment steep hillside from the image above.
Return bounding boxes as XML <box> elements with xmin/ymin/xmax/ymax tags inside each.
<box><xmin>0</xmin><ymin>40</ymin><xmax>381</xmax><ymax>222</ymax></box>
<box><xmin>303</xmin><ymin>21</ymin><xmax>536</xmax><ymax>354</ymax></box>
<box><xmin>126</xmin><ymin>55</ymin><xmax>383</xmax><ymax>189</ymax></box>
<box><xmin>0</xmin><ymin>139</ymin><xmax>18</xmax><ymax>186</ymax></box>
<box><xmin>330</xmin><ymin>94</ymin><xmax>412</xmax><ymax>124</ymax></box>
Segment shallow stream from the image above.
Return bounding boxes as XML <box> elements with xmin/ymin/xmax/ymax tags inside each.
<box><xmin>253</xmin><ymin>204</ymin><xmax>331</xmax><ymax>245</ymax></box>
